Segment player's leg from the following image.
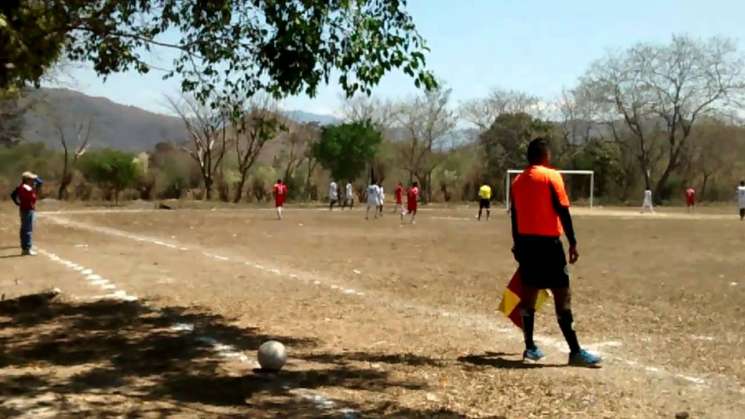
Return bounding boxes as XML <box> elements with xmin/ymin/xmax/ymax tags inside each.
<box><xmin>552</xmin><ymin>286</ymin><xmax>602</xmax><ymax>366</ymax></box>
<box><xmin>410</xmin><ymin>208</ymin><xmax>416</xmax><ymax>224</ymax></box>
<box><xmin>740</xmin><ymin>208</ymin><xmax>744</xmax><ymax>220</ymax></box>
<box><xmin>20</xmin><ymin>210</ymin><xmax>33</xmax><ymax>254</ymax></box>
<box><xmin>519</xmin><ymin>284</ymin><xmax>542</xmax><ymax>361</ymax></box>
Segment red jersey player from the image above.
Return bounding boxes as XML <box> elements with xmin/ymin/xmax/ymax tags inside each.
<box><xmin>273</xmin><ymin>179</ymin><xmax>288</xmax><ymax>220</ymax></box>
<box><xmin>394</xmin><ymin>181</ymin><xmax>405</xmax><ymax>221</ymax></box>
<box><xmin>406</xmin><ymin>181</ymin><xmax>419</xmax><ymax>224</ymax></box>
<box><xmin>685</xmin><ymin>187</ymin><xmax>696</xmax><ymax>212</ymax></box>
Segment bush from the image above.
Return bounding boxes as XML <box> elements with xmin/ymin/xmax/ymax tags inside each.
<box><xmin>79</xmin><ymin>149</ymin><xmax>138</xmax><ymax>204</ymax></box>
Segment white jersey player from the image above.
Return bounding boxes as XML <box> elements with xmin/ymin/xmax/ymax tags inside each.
<box><xmin>737</xmin><ymin>181</ymin><xmax>745</xmax><ymax>221</ymax></box>
<box><xmin>343</xmin><ymin>182</ymin><xmax>354</xmax><ymax>209</ymax></box>
<box><xmin>377</xmin><ymin>183</ymin><xmax>385</xmax><ymax>216</ymax></box>
<box><xmin>641</xmin><ymin>189</ymin><xmax>655</xmax><ymax>213</ymax></box>
<box><xmin>329</xmin><ymin>181</ymin><xmax>339</xmax><ymax>210</ymax></box>
<box><xmin>366</xmin><ymin>182</ymin><xmax>380</xmax><ymax>220</ymax></box>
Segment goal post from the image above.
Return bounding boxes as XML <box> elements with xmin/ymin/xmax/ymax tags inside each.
<box><xmin>505</xmin><ymin>169</ymin><xmax>594</xmax><ymax>209</ymax></box>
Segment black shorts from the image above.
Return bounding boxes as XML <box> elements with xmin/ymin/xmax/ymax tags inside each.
<box><xmin>514</xmin><ymin>236</ymin><xmax>570</xmax><ymax>289</ymax></box>
<box><xmin>479</xmin><ymin>199</ymin><xmax>491</xmax><ymax>209</ymax></box>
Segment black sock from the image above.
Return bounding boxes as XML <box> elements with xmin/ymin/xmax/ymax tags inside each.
<box><xmin>521</xmin><ymin>309</ymin><xmax>536</xmax><ymax>350</ymax></box>
<box><xmin>557</xmin><ymin>309</ymin><xmax>581</xmax><ymax>354</ymax></box>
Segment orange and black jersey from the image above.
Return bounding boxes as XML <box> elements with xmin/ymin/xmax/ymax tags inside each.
<box><xmin>510</xmin><ymin>165</ymin><xmax>576</xmax><ymax>246</ymax></box>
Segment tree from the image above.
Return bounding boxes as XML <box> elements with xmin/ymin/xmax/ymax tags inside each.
<box><xmin>312</xmin><ymin>121</ymin><xmax>382</xmax><ymax>183</ymax></box>
<box><xmin>231</xmin><ymin>98</ymin><xmax>285</xmax><ymax>203</ymax></box>
<box><xmin>686</xmin><ymin>118</ymin><xmax>739</xmax><ymax>200</ymax></box>
<box><xmin>0</xmin><ymin>89</ymin><xmax>33</xmax><ymax>146</ymax></box>
<box><xmin>461</xmin><ymin>88</ymin><xmax>541</xmax><ymax>131</ymax></box>
<box><xmin>79</xmin><ymin>149</ymin><xmax>138</xmax><ymax>204</ymax></box>
<box><xmin>1</xmin><ymin>1</ymin><xmax>436</xmax><ymax>106</ymax></box>
<box><xmin>167</xmin><ymin>95</ymin><xmax>228</xmax><ymax>200</ymax></box>
<box><xmin>579</xmin><ymin>35</ymin><xmax>745</xmax><ymax>200</ymax></box>
<box><xmin>55</xmin><ymin>117</ymin><xmax>91</xmax><ymax>200</ymax></box>
<box><xmin>395</xmin><ymin>86</ymin><xmax>456</xmax><ymax>202</ymax></box>
<box><xmin>479</xmin><ymin>112</ymin><xmax>553</xmax><ymax>199</ymax></box>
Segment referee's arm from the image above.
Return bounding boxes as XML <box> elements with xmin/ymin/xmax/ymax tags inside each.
<box><xmin>549</xmin><ymin>184</ymin><xmax>577</xmax><ymax>246</ymax></box>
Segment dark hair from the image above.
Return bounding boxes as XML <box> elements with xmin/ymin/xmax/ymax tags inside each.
<box><xmin>412</xmin><ymin>181</ymin><xmax>419</xmax><ymax>187</ymax></box>
<box><xmin>277</xmin><ymin>179</ymin><xmax>282</xmax><ymax>183</ymax></box>
<box><xmin>741</xmin><ymin>180</ymin><xmax>745</xmax><ymax>186</ymax></box>
<box><xmin>527</xmin><ymin>138</ymin><xmax>550</xmax><ymax>165</ymax></box>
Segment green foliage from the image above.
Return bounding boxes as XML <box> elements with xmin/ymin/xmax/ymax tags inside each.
<box><xmin>479</xmin><ymin>112</ymin><xmax>553</xmax><ymax>188</ymax></box>
<box><xmin>79</xmin><ymin>149</ymin><xmax>137</xmax><ymax>203</ymax></box>
<box><xmin>1</xmin><ymin>1</ymin><xmax>436</xmax><ymax>106</ymax></box>
<box><xmin>313</xmin><ymin>121</ymin><xmax>382</xmax><ymax>182</ymax></box>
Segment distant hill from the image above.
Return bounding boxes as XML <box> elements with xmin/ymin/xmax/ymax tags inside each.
<box><xmin>282</xmin><ymin>110</ymin><xmax>341</xmax><ymax>125</ymax></box>
<box><xmin>22</xmin><ymin>88</ymin><xmax>189</xmax><ymax>152</ymax></box>
<box><xmin>20</xmin><ymin>88</ymin><xmax>342</xmax><ymax>152</ymax></box>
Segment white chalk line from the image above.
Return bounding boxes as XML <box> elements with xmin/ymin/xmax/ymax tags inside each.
<box><xmin>38</xmin><ymin>214</ymin><xmax>739</xmax><ymax>393</ymax></box>
<box><xmin>41</xmin><ymin>214</ymin><xmax>366</xmax><ymax>299</ymax></box>
<box><xmin>38</xmin><ymin>245</ymin><xmax>358</xmax><ymax>417</ymax></box>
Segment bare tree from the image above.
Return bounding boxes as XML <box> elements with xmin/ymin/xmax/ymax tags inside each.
<box><xmin>579</xmin><ymin>35</ymin><xmax>745</xmax><ymax>199</ymax></box>
<box><xmin>460</xmin><ymin>88</ymin><xmax>541</xmax><ymax>131</ymax></box>
<box><xmin>300</xmin><ymin>123</ymin><xmax>322</xmax><ymax>200</ymax></box>
<box><xmin>231</xmin><ymin>97</ymin><xmax>285</xmax><ymax>203</ymax></box>
<box><xmin>686</xmin><ymin>118</ymin><xmax>739</xmax><ymax>200</ymax></box>
<box><xmin>341</xmin><ymin>95</ymin><xmax>394</xmax><ymax>129</ymax></box>
<box><xmin>395</xmin><ymin>86</ymin><xmax>457</xmax><ymax>202</ymax></box>
<box><xmin>167</xmin><ymin>95</ymin><xmax>229</xmax><ymax>200</ymax></box>
<box><xmin>279</xmin><ymin>122</ymin><xmax>319</xmax><ymax>186</ymax></box>
<box><xmin>55</xmin><ymin>117</ymin><xmax>92</xmax><ymax>200</ymax></box>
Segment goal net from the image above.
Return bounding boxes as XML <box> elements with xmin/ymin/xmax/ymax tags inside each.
<box><xmin>505</xmin><ymin>169</ymin><xmax>595</xmax><ymax>209</ymax></box>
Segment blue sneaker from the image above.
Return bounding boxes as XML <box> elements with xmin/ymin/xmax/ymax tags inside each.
<box><xmin>523</xmin><ymin>347</ymin><xmax>545</xmax><ymax>362</ymax></box>
<box><xmin>568</xmin><ymin>349</ymin><xmax>602</xmax><ymax>367</ymax></box>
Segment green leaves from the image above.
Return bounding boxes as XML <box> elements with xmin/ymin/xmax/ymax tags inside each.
<box><xmin>79</xmin><ymin>149</ymin><xmax>138</xmax><ymax>201</ymax></box>
<box><xmin>2</xmin><ymin>0</ymin><xmax>436</xmax><ymax>107</ymax></box>
<box><xmin>313</xmin><ymin>121</ymin><xmax>382</xmax><ymax>181</ymax></box>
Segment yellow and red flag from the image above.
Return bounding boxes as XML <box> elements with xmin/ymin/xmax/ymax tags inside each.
<box><xmin>498</xmin><ymin>269</ymin><xmax>551</xmax><ymax>329</ymax></box>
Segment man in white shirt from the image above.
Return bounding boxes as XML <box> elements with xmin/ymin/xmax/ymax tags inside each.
<box><xmin>343</xmin><ymin>181</ymin><xmax>354</xmax><ymax>210</ymax></box>
<box><xmin>377</xmin><ymin>181</ymin><xmax>385</xmax><ymax>217</ymax></box>
<box><xmin>366</xmin><ymin>181</ymin><xmax>380</xmax><ymax>220</ymax></box>
<box><xmin>329</xmin><ymin>180</ymin><xmax>338</xmax><ymax>211</ymax></box>
<box><xmin>641</xmin><ymin>189</ymin><xmax>655</xmax><ymax>214</ymax></box>
<box><xmin>737</xmin><ymin>180</ymin><xmax>745</xmax><ymax>221</ymax></box>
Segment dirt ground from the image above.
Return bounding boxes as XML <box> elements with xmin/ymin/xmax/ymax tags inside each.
<box><xmin>1</xmin><ymin>201</ymin><xmax>744</xmax><ymax>418</ymax></box>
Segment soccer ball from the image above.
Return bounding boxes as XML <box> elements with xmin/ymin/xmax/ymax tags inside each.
<box><xmin>257</xmin><ymin>340</ymin><xmax>287</xmax><ymax>372</ymax></box>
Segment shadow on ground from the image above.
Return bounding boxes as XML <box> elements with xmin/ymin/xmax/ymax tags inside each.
<box><xmin>458</xmin><ymin>352</ymin><xmax>567</xmax><ymax>370</ymax></box>
<box><xmin>0</xmin><ymin>292</ymin><xmax>467</xmax><ymax>418</ymax></box>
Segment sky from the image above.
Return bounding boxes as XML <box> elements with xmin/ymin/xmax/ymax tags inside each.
<box><xmin>54</xmin><ymin>0</ymin><xmax>745</xmax><ymax>117</ymax></box>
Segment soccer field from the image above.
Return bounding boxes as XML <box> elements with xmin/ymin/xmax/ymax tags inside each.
<box><xmin>1</xmin><ymin>203</ymin><xmax>744</xmax><ymax>418</ymax></box>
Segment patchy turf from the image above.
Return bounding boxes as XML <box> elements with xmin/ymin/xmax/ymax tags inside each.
<box><xmin>1</xmin><ymin>203</ymin><xmax>744</xmax><ymax>417</ymax></box>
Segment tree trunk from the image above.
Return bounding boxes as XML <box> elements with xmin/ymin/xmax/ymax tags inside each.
<box><xmin>58</xmin><ymin>150</ymin><xmax>69</xmax><ymax>200</ymax></box>
<box><xmin>700</xmin><ymin>173</ymin><xmax>711</xmax><ymax>201</ymax></box>
<box><xmin>233</xmin><ymin>172</ymin><xmax>248</xmax><ymax>203</ymax></box>
<box><xmin>204</xmin><ymin>177</ymin><xmax>213</xmax><ymax>200</ymax></box>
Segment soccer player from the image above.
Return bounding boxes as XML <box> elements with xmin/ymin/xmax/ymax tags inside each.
<box><xmin>641</xmin><ymin>189</ymin><xmax>655</xmax><ymax>213</ymax></box>
<box><xmin>343</xmin><ymin>181</ymin><xmax>354</xmax><ymax>210</ymax></box>
<box><xmin>510</xmin><ymin>138</ymin><xmax>601</xmax><ymax>367</ymax></box>
<box><xmin>377</xmin><ymin>181</ymin><xmax>385</xmax><ymax>217</ymax></box>
<box><xmin>272</xmin><ymin>179</ymin><xmax>287</xmax><ymax>220</ymax></box>
<box><xmin>394</xmin><ymin>181</ymin><xmax>405</xmax><ymax>221</ymax></box>
<box><xmin>406</xmin><ymin>181</ymin><xmax>419</xmax><ymax>224</ymax></box>
<box><xmin>329</xmin><ymin>180</ymin><xmax>339</xmax><ymax>211</ymax></box>
<box><xmin>365</xmin><ymin>180</ymin><xmax>380</xmax><ymax>220</ymax></box>
<box><xmin>685</xmin><ymin>186</ymin><xmax>696</xmax><ymax>213</ymax></box>
<box><xmin>738</xmin><ymin>180</ymin><xmax>745</xmax><ymax>221</ymax></box>
<box><xmin>10</xmin><ymin>172</ymin><xmax>41</xmax><ymax>256</ymax></box>
<box><xmin>478</xmin><ymin>183</ymin><xmax>492</xmax><ymax>221</ymax></box>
